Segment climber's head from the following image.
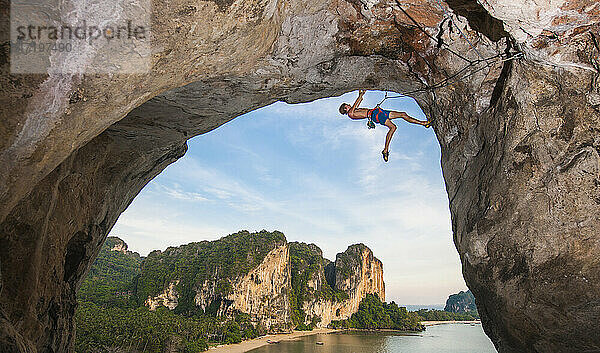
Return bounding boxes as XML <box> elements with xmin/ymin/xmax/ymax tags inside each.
<box><xmin>339</xmin><ymin>103</ymin><xmax>350</xmax><ymax>115</ymax></box>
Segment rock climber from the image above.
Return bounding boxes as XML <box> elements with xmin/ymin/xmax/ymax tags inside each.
<box><xmin>339</xmin><ymin>90</ymin><xmax>431</xmax><ymax>162</ymax></box>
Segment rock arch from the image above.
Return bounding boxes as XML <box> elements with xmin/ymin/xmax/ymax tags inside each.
<box><xmin>1</xmin><ymin>0</ymin><xmax>599</xmax><ymax>352</ymax></box>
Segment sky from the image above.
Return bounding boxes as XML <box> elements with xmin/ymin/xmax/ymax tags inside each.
<box><xmin>109</xmin><ymin>90</ymin><xmax>468</xmax><ymax>305</ymax></box>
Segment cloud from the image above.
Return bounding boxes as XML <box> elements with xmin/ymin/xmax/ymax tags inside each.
<box><xmin>153</xmin><ymin>183</ymin><xmax>210</xmax><ymax>202</ymax></box>
<box><xmin>111</xmin><ymin>207</ymin><xmax>229</xmax><ymax>255</ymax></box>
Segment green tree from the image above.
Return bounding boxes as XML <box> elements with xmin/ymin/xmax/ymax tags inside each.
<box><xmin>75</xmin><ymin>232</ymin><xmax>286</xmax><ymax>352</ymax></box>
<box><xmin>330</xmin><ymin>294</ymin><xmax>424</xmax><ymax>331</ymax></box>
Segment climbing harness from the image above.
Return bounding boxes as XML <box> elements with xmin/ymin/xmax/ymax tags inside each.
<box><xmin>364</xmin><ymin>94</ymin><xmax>396</xmax><ymax>129</ymax></box>
<box><xmin>367</xmin><ymin>107</ymin><xmax>382</xmax><ymax>129</ymax></box>
<box><xmin>367</xmin><ymin>118</ymin><xmax>376</xmax><ymax>129</ymax></box>
<box><xmin>363</xmin><ymin>50</ymin><xmax>523</xmax><ymax>129</ymax></box>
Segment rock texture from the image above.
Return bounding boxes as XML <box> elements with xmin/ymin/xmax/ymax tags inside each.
<box><xmin>189</xmin><ymin>244</ymin><xmax>292</xmax><ymax>331</ymax></box>
<box><xmin>145</xmin><ymin>280</ymin><xmax>180</xmax><ymax>311</ymax></box>
<box><xmin>229</xmin><ymin>245</ymin><xmax>292</xmax><ymax>330</ymax></box>
<box><xmin>109</xmin><ymin>238</ymin><xmax>130</xmax><ymax>255</ymax></box>
<box><xmin>1</xmin><ymin>0</ymin><xmax>599</xmax><ymax>352</ymax></box>
<box><xmin>444</xmin><ymin>289</ymin><xmax>477</xmax><ymax>313</ymax></box>
<box><xmin>132</xmin><ymin>230</ymin><xmax>292</xmax><ymax>331</ymax></box>
<box><xmin>331</xmin><ymin>244</ymin><xmax>386</xmax><ymax>302</ymax></box>
<box><xmin>302</xmin><ymin>244</ymin><xmax>385</xmax><ymax>327</ymax></box>
<box><xmin>141</xmin><ymin>238</ymin><xmax>381</xmax><ymax>331</ymax></box>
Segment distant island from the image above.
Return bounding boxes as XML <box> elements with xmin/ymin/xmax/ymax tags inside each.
<box><xmin>75</xmin><ymin>231</ymin><xmax>480</xmax><ymax>352</ymax></box>
<box><xmin>329</xmin><ymin>291</ymin><xmax>479</xmax><ymax>330</ymax></box>
<box><xmin>445</xmin><ymin>289</ymin><xmax>478</xmax><ymax>316</ymax></box>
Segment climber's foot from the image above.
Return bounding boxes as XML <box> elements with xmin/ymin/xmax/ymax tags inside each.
<box><xmin>382</xmin><ymin>151</ymin><xmax>389</xmax><ymax>162</ymax></box>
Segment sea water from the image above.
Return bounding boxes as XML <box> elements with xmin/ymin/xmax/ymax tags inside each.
<box><xmin>249</xmin><ymin>323</ymin><xmax>497</xmax><ymax>353</ymax></box>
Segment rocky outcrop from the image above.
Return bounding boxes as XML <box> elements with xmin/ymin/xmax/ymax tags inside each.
<box><xmin>228</xmin><ymin>245</ymin><xmax>292</xmax><ymax>330</ymax></box>
<box><xmin>145</xmin><ymin>280</ymin><xmax>180</xmax><ymax>311</ymax></box>
<box><xmin>142</xmin><ymin>238</ymin><xmax>379</xmax><ymax>331</ymax></box>
<box><xmin>134</xmin><ymin>230</ymin><xmax>290</xmax><ymax>330</ymax></box>
<box><xmin>444</xmin><ymin>290</ymin><xmax>477</xmax><ymax>313</ymax></box>
<box><xmin>302</xmin><ymin>244</ymin><xmax>385</xmax><ymax>327</ymax></box>
<box><xmin>1</xmin><ymin>0</ymin><xmax>600</xmax><ymax>352</ymax></box>
<box><xmin>108</xmin><ymin>237</ymin><xmax>131</xmax><ymax>255</ymax></box>
<box><xmin>331</xmin><ymin>244</ymin><xmax>385</xmax><ymax>304</ymax></box>
<box><xmin>191</xmin><ymin>244</ymin><xmax>292</xmax><ymax>331</ymax></box>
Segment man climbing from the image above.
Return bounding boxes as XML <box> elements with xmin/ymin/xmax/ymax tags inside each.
<box><xmin>339</xmin><ymin>90</ymin><xmax>431</xmax><ymax>162</ymax></box>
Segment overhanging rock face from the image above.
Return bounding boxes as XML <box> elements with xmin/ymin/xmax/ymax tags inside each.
<box><xmin>1</xmin><ymin>0</ymin><xmax>599</xmax><ymax>352</ymax></box>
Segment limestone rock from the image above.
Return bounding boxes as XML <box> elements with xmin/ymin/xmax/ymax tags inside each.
<box><xmin>228</xmin><ymin>245</ymin><xmax>292</xmax><ymax>331</ymax></box>
<box><xmin>108</xmin><ymin>237</ymin><xmax>130</xmax><ymax>255</ymax></box>
<box><xmin>1</xmin><ymin>0</ymin><xmax>599</xmax><ymax>351</ymax></box>
<box><xmin>140</xmin><ymin>239</ymin><xmax>380</xmax><ymax>331</ymax></box>
<box><xmin>189</xmin><ymin>244</ymin><xmax>292</xmax><ymax>331</ymax></box>
<box><xmin>302</xmin><ymin>244</ymin><xmax>385</xmax><ymax>327</ymax></box>
<box><xmin>145</xmin><ymin>280</ymin><xmax>180</xmax><ymax>311</ymax></box>
<box><xmin>444</xmin><ymin>289</ymin><xmax>477</xmax><ymax>313</ymax></box>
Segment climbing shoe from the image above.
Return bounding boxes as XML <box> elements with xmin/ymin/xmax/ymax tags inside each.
<box><xmin>382</xmin><ymin>151</ymin><xmax>389</xmax><ymax>162</ymax></box>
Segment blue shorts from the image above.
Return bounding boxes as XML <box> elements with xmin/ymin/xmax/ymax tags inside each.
<box><xmin>368</xmin><ymin>108</ymin><xmax>390</xmax><ymax>125</ymax></box>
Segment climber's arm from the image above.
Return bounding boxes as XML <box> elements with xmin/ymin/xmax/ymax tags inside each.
<box><xmin>348</xmin><ymin>90</ymin><xmax>365</xmax><ymax>117</ymax></box>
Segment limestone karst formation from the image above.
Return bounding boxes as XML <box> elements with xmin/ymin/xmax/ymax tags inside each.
<box><xmin>1</xmin><ymin>0</ymin><xmax>599</xmax><ymax>352</ymax></box>
<box><xmin>109</xmin><ymin>234</ymin><xmax>385</xmax><ymax>331</ymax></box>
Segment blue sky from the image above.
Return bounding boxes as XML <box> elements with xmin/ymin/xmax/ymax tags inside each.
<box><xmin>110</xmin><ymin>90</ymin><xmax>467</xmax><ymax>305</ymax></box>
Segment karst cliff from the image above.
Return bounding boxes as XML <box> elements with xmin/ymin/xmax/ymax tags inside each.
<box><xmin>139</xmin><ymin>231</ymin><xmax>294</xmax><ymax>332</ymax></box>
<box><xmin>78</xmin><ymin>232</ymin><xmax>384</xmax><ymax>336</ymax></box>
<box><xmin>444</xmin><ymin>289</ymin><xmax>477</xmax><ymax>314</ymax></box>
<box><xmin>1</xmin><ymin>0</ymin><xmax>599</xmax><ymax>351</ymax></box>
<box><xmin>295</xmin><ymin>242</ymin><xmax>385</xmax><ymax>328</ymax></box>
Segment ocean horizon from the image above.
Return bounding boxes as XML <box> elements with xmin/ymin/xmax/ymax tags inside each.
<box><xmin>402</xmin><ymin>304</ymin><xmax>446</xmax><ymax>311</ymax></box>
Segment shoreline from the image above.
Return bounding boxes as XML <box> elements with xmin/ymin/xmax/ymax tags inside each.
<box><xmin>207</xmin><ymin>322</ymin><xmax>481</xmax><ymax>352</ymax></box>
<box><xmin>421</xmin><ymin>320</ymin><xmax>481</xmax><ymax>326</ymax></box>
<box><xmin>208</xmin><ymin>328</ymin><xmax>339</xmax><ymax>353</ymax></box>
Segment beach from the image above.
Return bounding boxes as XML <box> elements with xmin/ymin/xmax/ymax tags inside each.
<box><xmin>208</xmin><ymin>328</ymin><xmax>339</xmax><ymax>353</ymax></box>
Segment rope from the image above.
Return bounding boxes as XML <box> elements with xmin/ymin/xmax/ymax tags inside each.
<box><xmin>395</xmin><ymin>0</ymin><xmax>500</xmax><ymax>68</ymax></box>
<box><xmin>366</xmin><ymin>1</ymin><xmax>524</xmax><ymax>117</ymax></box>
<box><xmin>374</xmin><ymin>52</ymin><xmax>523</xmax><ymax>106</ymax></box>
<box><xmin>431</xmin><ymin>0</ymin><xmax>489</xmax><ymax>65</ymax></box>
<box><xmin>375</xmin><ymin>92</ymin><xmax>389</xmax><ymax>108</ymax></box>
<box><xmin>365</xmin><ymin>52</ymin><xmax>522</xmax><ymax>130</ymax></box>
<box><xmin>394</xmin><ymin>0</ymin><xmax>473</xmax><ymax>64</ymax></box>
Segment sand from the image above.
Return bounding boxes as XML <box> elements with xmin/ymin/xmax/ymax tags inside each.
<box><xmin>208</xmin><ymin>328</ymin><xmax>339</xmax><ymax>353</ymax></box>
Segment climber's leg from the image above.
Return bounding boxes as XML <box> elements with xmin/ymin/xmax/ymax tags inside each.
<box><xmin>389</xmin><ymin>110</ymin><xmax>429</xmax><ymax>126</ymax></box>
